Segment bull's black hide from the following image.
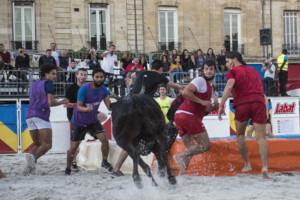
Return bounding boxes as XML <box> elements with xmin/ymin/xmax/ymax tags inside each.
<box><xmin>111</xmin><ymin>94</ymin><xmax>177</xmax><ymax>188</ymax></box>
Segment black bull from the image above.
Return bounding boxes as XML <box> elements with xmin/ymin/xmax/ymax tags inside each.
<box><xmin>111</xmin><ymin>94</ymin><xmax>177</xmax><ymax>188</ymax></box>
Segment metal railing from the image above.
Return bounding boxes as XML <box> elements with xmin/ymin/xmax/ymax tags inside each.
<box><xmin>0</xmin><ymin>69</ymin><xmax>229</xmax><ymax>98</ymax></box>
<box><xmin>283</xmin><ymin>44</ymin><xmax>299</xmax><ymax>56</ymax></box>
<box><xmin>11</xmin><ymin>41</ymin><xmax>38</xmax><ymax>50</ymax></box>
<box><xmin>158</xmin><ymin>42</ymin><xmax>181</xmax><ymax>51</ymax></box>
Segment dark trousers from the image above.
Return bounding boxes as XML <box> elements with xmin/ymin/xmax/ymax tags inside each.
<box><xmin>263</xmin><ymin>77</ymin><xmax>273</xmax><ymax>94</ymax></box>
<box><xmin>279</xmin><ymin>70</ymin><xmax>288</xmax><ymax>96</ymax></box>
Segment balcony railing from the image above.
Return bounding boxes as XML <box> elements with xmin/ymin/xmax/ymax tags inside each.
<box><xmin>283</xmin><ymin>44</ymin><xmax>299</xmax><ymax>56</ymax></box>
<box><xmin>224</xmin><ymin>41</ymin><xmax>245</xmax><ymax>54</ymax></box>
<box><xmin>158</xmin><ymin>42</ymin><xmax>181</xmax><ymax>51</ymax></box>
<box><xmin>11</xmin><ymin>41</ymin><xmax>38</xmax><ymax>50</ymax></box>
<box><xmin>87</xmin><ymin>39</ymin><xmax>113</xmax><ymax>51</ymax></box>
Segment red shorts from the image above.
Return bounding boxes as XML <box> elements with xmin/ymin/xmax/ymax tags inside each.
<box><xmin>235</xmin><ymin>102</ymin><xmax>267</xmax><ymax>124</ymax></box>
<box><xmin>174</xmin><ymin>113</ymin><xmax>207</xmax><ymax>137</ymax></box>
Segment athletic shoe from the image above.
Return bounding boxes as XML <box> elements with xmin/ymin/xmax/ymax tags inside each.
<box><xmin>112</xmin><ymin>171</ymin><xmax>124</xmax><ymax>176</ymax></box>
<box><xmin>71</xmin><ymin>161</ymin><xmax>80</xmax><ymax>172</ymax></box>
<box><xmin>101</xmin><ymin>160</ymin><xmax>113</xmax><ymax>173</ymax></box>
<box><xmin>65</xmin><ymin>168</ymin><xmax>71</xmax><ymax>175</ymax></box>
<box><xmin>26</xmin><ymin>154</ymin><xmax>36</xmax><ymax>172</ymax></box>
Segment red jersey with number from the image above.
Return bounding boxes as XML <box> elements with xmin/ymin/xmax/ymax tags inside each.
<box><xmin>226</xmin><ymin>65</ymin><xmax>265</xmax><ymax>108</ymax></box>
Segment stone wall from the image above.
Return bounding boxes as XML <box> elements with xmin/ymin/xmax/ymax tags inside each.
<box><xmin>0</xmin><ymin>0</ymin><xmax>299</xmax><ymax>59</ymax></box>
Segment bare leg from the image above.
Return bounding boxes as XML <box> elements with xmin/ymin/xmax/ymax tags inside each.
<box><xmin>235</xmin><ymin>120</ymin><xmax>252</xmax><ymax>172</ymax></box>
<box><xmin>253</xmin><ymin>123</ymin><xmax>269</xmax><ymax>179</ymax></box>
<box><xmin>66</xmin><ymin>141</ymin><xmax>81</xmax><ymax>169</ymax></box>
<box><xmin>95</xmin><ymin>132</ymin><xmax>109</xmax><ymax>160</ymax></box>
<box><xmin>266</xmin><ymin>124</ymin><xmax>275</xmax><ymax>138</ymax></box>
<box><xmin>174</xmin><ymin>132</ymin><xmax>210</xmax><ymax>175</ymax></box>
<box><xmin>0</xmin><ymin>169</ymin><xmax>6</xmax><ymax>179</ymax></box>
<box><xmin>246</xmin><ymin>125</ymin><xmax>254</xmax><ymax>139</ymax></box>
<box><xmin>72</xmin><ymin>141</ymin><xmax>81</xmax><ymax>163</ymax></box>
<box><xmin>112</xmin><ymin>150</ymin><xmax>128</xmax><ymax>174</ymax></box>
<box><xmin>28</xmin><ymin>129</ymin><xmax>41</xmax><ymax>156</ymax></box>
<box><xmin>34</xmin><ymin>129</ymin><xmax>52</xmax><ymax>159</ymax></box>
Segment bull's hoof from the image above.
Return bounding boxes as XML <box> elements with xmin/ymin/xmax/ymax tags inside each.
<box><xmin>134</xmin><ymin>179</ymin><xmax>143</xmax><ymax>189</ymax></box>
<box><xmin>133</xmin><ymin>175</ymin><xmax>143</xmax><ymax>189</ymax></box>
<box><xmin>158</xmin><ymin>169</ymin><xmax>166</xmax><ymax>177</ymax></box>
<box><xmin>168</xmin><ymin>175</ymin><xmax>177</xmax><ymax>185</ymax></box>
<box><xmin>152</xmin><ymin>179</ymin><xmax>158</xmax><ymax>187</ymax></box>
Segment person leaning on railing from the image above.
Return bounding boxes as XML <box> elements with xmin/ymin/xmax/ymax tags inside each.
<box><xmin>15</xmin><ymin>47</ymin><xmax>30</xmax><ymax>82</ymax></box>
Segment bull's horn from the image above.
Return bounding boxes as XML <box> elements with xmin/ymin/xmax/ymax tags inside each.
<box><xmin>139</xmin><ymin>74</ymin><xmax>147</xmax><ymax>94</ymax></box>
<box><xmin>108</xmin><ymin>89</ymin><xmax>121</xmax><ymax>100</ymax></box>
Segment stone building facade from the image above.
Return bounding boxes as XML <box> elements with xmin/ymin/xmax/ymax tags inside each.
<box><xmin>0</xmin><ymin>0</ymin><xmax>299</xmax><ymax>58</ymax></box>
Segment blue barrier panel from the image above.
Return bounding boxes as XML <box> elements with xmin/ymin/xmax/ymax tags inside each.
<box><xmin>0</xmin><ymin>100</ymin><xmax>18</xmax><ymax>154</ymax></box>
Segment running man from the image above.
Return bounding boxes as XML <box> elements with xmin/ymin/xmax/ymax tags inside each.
<box><xmin>173</xmin><ymin>60</ymin><xmax>219</xmax><ymax>175</ymax></box>
<box><xmin>156</xmin><ymin>84</ymin><xmax>172</xmax><ymax>123</ymax></box>
<box><xmin>65</xmin><ymin>68</ymin><xmax>113</xmax><ymax>175</ymax></box>
<box><xmin>64</xmin><ymin>68</ymin><xmax>108</xmax><ymax>171</ymax></box>
<box><xmin>218</xmin><ymin>51</ymin><xmax>269</xmax><ymax>179</ymax></box>
<box><xmin>25</xmin><ymin>63</ymin><xmax>69</xmax><ymax>172</ymax></box>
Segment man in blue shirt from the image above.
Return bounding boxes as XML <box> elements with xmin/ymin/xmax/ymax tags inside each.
<box><xmin>65</xmin><ymin>68</ymin><xmax>113</xmax><ymax>175</ymax></box>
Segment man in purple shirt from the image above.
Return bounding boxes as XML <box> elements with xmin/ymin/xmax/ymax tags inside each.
<box><xmin>65</xmin><ymin>68</ymin><xmax>113</xmax><ymax>175</ymax></box>
<box><xmin>25</xmin><ymin>63</ymin><xmax>69</xmax><ymax>172</ymax></box>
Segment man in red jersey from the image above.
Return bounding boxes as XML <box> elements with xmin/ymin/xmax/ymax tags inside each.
<box><xmin>173</xmin><ymin>60</ymin><xmax>219</xmax><ymax>175</ymax></box>
<box><xmin>218</xmin><ymin>51</ymin><xmax>269</xmax><ymax>179</ymax></box>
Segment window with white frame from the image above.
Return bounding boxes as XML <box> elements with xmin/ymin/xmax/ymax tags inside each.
<box><xmin>224</xmin><ymin>10</ymin><xmax>241</xmax><ymax>53</ymax></box>
<box><xmin>283</xmin><ymin>12</ymin><xmax>298</xmax><ymax>56</ymax></box>
<box><xmin>89</xmin><ymin>4</ymin><xmax>111</xmax><ymax>50</ymax></box>
<box><xmin>158</xmin><ymin>7</ymin><xmax>178</xmax><ymax>51</ymax></box>
<box><xmin>13</xmin><ymin>2</ymin><xmax>36</xmax><ymax>50</ymax></box>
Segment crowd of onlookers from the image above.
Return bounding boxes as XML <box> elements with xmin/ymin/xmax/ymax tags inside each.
<box><xmin>0</xmin><ymin>42</ymin><xmax>229</xmax><ymax>84</ymax></box>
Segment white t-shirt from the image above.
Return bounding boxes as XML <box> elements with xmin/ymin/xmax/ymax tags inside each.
<box><xmin>102</xmin><ymin>51</ymin><xmax>118</xmax><ymax>74</ymax></box>
<box><xmin>67</xmin><ymin>65</ymin><xmax>78</xmax><ymax>73</ymax></box>
<box><xmin>263</xmin><ymin>63</ymin><xmax>276</xmax><ymax>79</ymax></box>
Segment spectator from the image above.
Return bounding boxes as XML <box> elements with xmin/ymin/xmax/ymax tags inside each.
<box><xmin>187</xmin><ymin>54</ymin><xmax>197</xmax><ymax>80</ymax></box>
<box><xmin>171</xmin><ymin>49</ymin><xmax>178</xmax><ymax>63</ymax></box>
<box><xmin>0</xmin><ymin>44</ymin><xmax>13</xmax><ymax>81</ymax></box>
<box><xmin>138</xmin><ymin>54</ymin><xmax>148</xmax><ymax>70</ymax></box>
<box><xmin>50</xmin><ymin>43</ymin><xmax>60</xmax><ymax>65</ymax></box>
<box><xmin>161</xmin><ymin>55</ymin><xmax>171</xmax><ymax>75</ymax></box>
<box><xmin>101</xmin><ymin>44</ymin><xmax>118</xmax><ymax>89</ymax></box>
<box><xmin>181</xmin><ymin>49</ymin><xmax>190</xmax><ymax>72</ymax></box>
<box><xmin>0</xmin><ymin>55</ymin><xmax>8</xmax><ymax>82</ymax></box>
<box><xmin>169</xmin><ymin>55</ymin><xmax>184</xmax><ymax>83</ymax></box>
<box><xmin>87</xmin><ymin>47</ymin><xmax>101</xmax><ymax>71</ymax></box>
<box><xmin>204</xmin><ymin>48</ymin><xmax>217</xmax><ymax>67</ymax></box>
<box><xmin>15</xmin><ymin>47</ymin><xmax>30</xmax><ymax>82</ymax></box>
<box><xmin>161</xmin><ymin>50</ymin><xmax>169</xmax><ymax>61</ymax></box>
<box><xmin>39</xmin><ymin>49</ymin><xmax>57</xmax><ymax>68</ymax></box>
<box><xmin>277</xmin><ymin>49</ymin><xmax>289</xmax><ymax>96</ymax></box>
<box><xmin>120</xmin><ymin>52</ymin><xmax>132</xmax><ymax>76</ymax></box>
<box><xmin>101</xmin><ymin>44</ymin><xmax>118</xmax><ymax>74</ymax></box>
<box><xmin>217</xmin><ymin>48</ymin><xmax>227</xmax><ymax>73</ymax></box>
<box><xmin>57</xmin><ymin>50</ymin><xmax>71</xmax><ymax>81</ymax></box>
<box><xmin>195</xmin><ymin>49</ymin><xmax>204</xmax><ymax>70</ymax></box>
<box><xmin>67</xmin><ymin>60</ymin><xmax>79</xmax><ymax>82</ymax></box>
<box><xmin>125</xmin><ymin>57</ymin><xmax>144</xmax><ymax>79</ymax></box>
<box><xmin>156</xmin><ymin>84</ymin><xmax>172</xmax><ymax>123</ymax></box>
<box><xmin>261</xmin><ymin>59</ymin><xmax>276</xmax><ymax>94</ymax></box>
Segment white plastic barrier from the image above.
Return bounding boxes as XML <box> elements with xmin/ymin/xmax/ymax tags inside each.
<box><xmin>203</xmin><ymin>98</ymin><xmax>230</xmax><ymax>138</ymax></box>
<box><xmin>77</xmin><ymin>140</ymin><xmax>154</xmax><ymax>174</ymax></box>
<box><xmin>270</xmin><ymin>97</ymin><xmax>299</xmax><ymax>135</ymax></box>
<box><xmin>49</xmin><ymin>104</ymin><xmax>70</xmax><ymax>153</ymax></box>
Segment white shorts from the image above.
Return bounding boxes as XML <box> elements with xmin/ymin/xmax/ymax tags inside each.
<box><xmin>26</xmin><ymin>117</ymin><xmax>52</xmax><ymax>130</ymax></box>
